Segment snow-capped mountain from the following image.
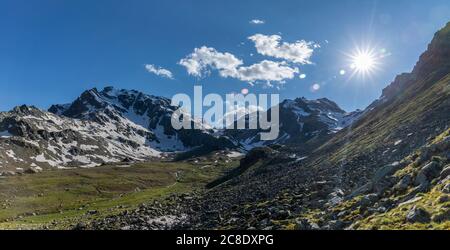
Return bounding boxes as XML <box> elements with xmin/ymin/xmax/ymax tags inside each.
<box><xmin>225</xmin><ymin>97</ymin><xmax>362</xmax><ymax>150</ymax></box>
<box><xmin>0</xmin><ymin>104</ymin><xmax>161</xmax><ymax>171</ymax></box>
<box><xmin>0</xmin><ymin>87</ymin><xmax>234</xmax><ymax>172</ymax></box>
<box><xmin>49</xmin><ymin>87</ymin><xmax>222</xmax><ymax>151</ymax></box>
<box><xmin>0</xmin><ymin>86</ymin><xmax>362</xmax><ymax>172</ymax></box>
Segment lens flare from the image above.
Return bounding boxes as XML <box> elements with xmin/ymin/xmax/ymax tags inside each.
<box><xmin>241</xmin><ymin>88</ymin><xmax>249</xmax><ymax>95</ymax></box>
<box><xmin>310</xmin><ymin>83</ymin><xmax>320</xmax><ymax>92</ymax></box>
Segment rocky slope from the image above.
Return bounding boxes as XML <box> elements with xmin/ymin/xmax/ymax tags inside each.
<box><xmin>89</xmin><ymin>131</ymin><xmax>449</xmax><ymax>230</ymax></box>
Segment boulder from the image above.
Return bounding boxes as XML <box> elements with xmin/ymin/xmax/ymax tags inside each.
<box><xmin>294</xmin><ymin>218</ymin><xmax>320</xmax><ymax>230</ymax></box>
<box><xmin>414</xmin><ymin>161</ymin><xmax>442</xmax><ymax>186</ymax></box>
<box><xmin>440</xmin><ymin>165</ymin><xmax>450</xmax><ymax>179</ymax></box>
<box><xmin>272</xmin><ymin>209</ymin><xmax>291</xmax><ymax>220</ymax></box>
<box><xmin>24</xmin><ymin>167</ymin><xmax>42</xmax><ymax>174</ymax></box>
<box><xmin>438</xmin><ymin>195</ymin><xmax>449</xmax><ymax>203</ymax></box>
<box><xmin>442</xmin><ymin>183</ymin><xmax>450</xmax><ymax>194</ymax></box>
<box><xmin>373</xmin><ymin>162</ymin><xmax>405</xmax><ymax>183</ymax></box>
<box><xmin>414</xmin><ymin>172</ymin><xmax>430</xmax><ymax>187</ymax></box>
<box><xmin>348</xmin><ymin>183</ymin><xmax>372</xmax><ymax>198</ymax></box>
<box><xmin>87</xmin><ymin>210</ymin><xmax>98</xmax><ymax>215</ymax></box>
<box><xmin>323</xmin><ymin>220</ymin><xmax>345</xmax><ymax>230</ymax></box>
<box><xmin>406</xmin><ymin>206</ymin><xmax>430</xmax><ymax>223</ymax></box>
<box><xmin>73</xmin><ymin>222</ymin><xmax>87</xmax><ymax>230</ymax></box>
<box><xmin>0</xmin><ymin>171</ymin><xmax>16</xmax><ymax>176</ymax></box>
<box><xmin>394</xmin><ymin>174</ymin><xmax>412</xmax><ymax>191</ymax></box>
<box><xmin>358</xmin><ymin>194</ymin><xmax>379</xmax><ymax>208</ymax></box>
<box><xmin>431</xmin><ymin>210</ymin><xmax>450</xmax><ymax>223</ymax></box>
<box><xmin>121</xmin><ymin>157</ymin><xmax>135</xmax><ymax>163</ymax></box>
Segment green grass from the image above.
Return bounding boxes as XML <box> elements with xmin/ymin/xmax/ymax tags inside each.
<box><xmin>353</xmin><ymin>183</ymin><xmax>450</xmax><ymax>230</ymax></box>
<box><xmin>0</xmin><ymin>158</ymin><xmax>238</xmax><ymax>229</ymax></box>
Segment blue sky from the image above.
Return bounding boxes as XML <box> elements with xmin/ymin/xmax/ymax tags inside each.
<box><xmin>1</xmin><ymin>0</ymin><xmax>449</xmax><ymax>112</ymax></box>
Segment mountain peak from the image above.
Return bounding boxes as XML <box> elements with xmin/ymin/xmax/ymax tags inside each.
<box><xmin>282</xmin><ymin>96</ymin><xmax>345</xmax><ymax>114</ymax></box>
<box><xmin>412</xmin><ymin>22</ymin><xmax>450</xmax><ymax>77</ymax></box>
<box><xmin>378</xmin><ymin>22</ymin><xmax>450</xmax><ymax>103</ymax></box>
<box><xmin>49</xmin><ymin>87</ymin><xmax>172</xmax><ymax>119</ymax></box>
<box><xmin>11</xmin><ymin>105</ymin><xmax>42</xmax><ymax>114</ymax></box>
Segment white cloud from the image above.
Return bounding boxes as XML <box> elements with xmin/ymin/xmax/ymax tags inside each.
<box><xmin>249</xmin><ymin>19</ymin><xmax>265</xmax><ymax>25</ymax></box>
<box><xmin>145</xmin><ymin>64</ymin><xmax>174</xmax><ymax>79</ymax></box>
<box><xmin>248</xmin><ymin>34</ymin><xmax>318</xmax><ymax>64</ymax></box>
<box><xmin>179</xmin><ymin>46</ymin><xmax>298</xmax><ymax>86</ymax></box>
<box><xmin>178</xmin><ymin>46</ymin><xmax>242</xmax><ymax>77</ymax></box>
<box><xmin>232</xmin><ymin>60</ymin><xmax>298</xmax><ymax>83</ymax></box>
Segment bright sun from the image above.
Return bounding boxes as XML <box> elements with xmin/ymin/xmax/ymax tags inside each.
<box><xmin>351</xmin><ymin>52</ymin><xmax>375</xmax><ymax>71</ymax></box>
<box><xmin>346</xmin><ymin>47</ymin><xmax>382</xmax><ymax>78</ymax></box>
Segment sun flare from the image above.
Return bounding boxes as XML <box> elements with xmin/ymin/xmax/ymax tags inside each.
<box><xmin>351</xmin><ymin>52</ymin><xmax>375</xmax><ymax>71</ymax></box>
<box><xmin>346</xmin><ymin>46</ymin><xmax>383</xmax><ymax>79</ymax></box>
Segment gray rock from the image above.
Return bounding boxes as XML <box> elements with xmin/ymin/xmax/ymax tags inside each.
<box><xmin>272</xmin><ymin>209</ymin><xmax>291</xmax><ymax>220</ymax></box>
<box><xmin>0</xmin><ymin>171</ymin><xmax>16</xmax><ymax>176</ymax></box>
<box><xmin>73</xmin><ymin>222</ymin><xmax>87</xmax><ymax>230</ymax></box>
<box><xmin>348</xmin><ymin>183</ymin><xmax>372</xmax><ymax>198</ymax></box>
<box><xmin>358</xmin><ymin>194</ymin><xmax>379</xmax><ymax>208</ymax></box>
<box><xmin>87</xmin><ymin>210</ymin><xmax>98</xmax><ymax>215</ymax></box>
<box><xmin>379</xmin><ymin>198</ymin><xmax>395</xmax><ymax>210</ymax></box>
<box><xmin>440</xmin><ymin>165</ymin><xmax>450</xmax><ymax>179</ymax></box>
<box><xmin>326</xmin><ymin>220</ymin><xmax>345</xmax><ymax>230</ymax></box>
<box><xmin>258</xmin><ymin>218</ymin><xmax>271</xmax><ymax>228</ymax></box>
<box><xmin>24</xmin><ymin>168</ymin><xmax>40</xmax><ymax>174</ymax></box>
<box><xmin>394</xmin><ymin>174</ymin><xmax>412</xmax><ymax>191</ymax></box>
<box><xmin>414</xmin><ymin>172</ymin><xmax>429</xmax><ymax>187</ymax></box>
<box><xmin>337</xmin><ymin>210</ymin><xmax>348</xmax><ymax>218</ymax></box>
<box><xmin>442</xmin><ymin>183</ymin><xmax>450</xmax><ymax>194</ymax></box>
<box><xmin>294</xmin><ymin>218</ymin><xmax>320</xmax><ymax>230</ymax></box>
<box><xmin>431</xmin><ymin>210</ymin><xmax>450</xmax><ymax>223</ymax></box>
<box><xmin>406</xmin><ymin>206</ymin><xmax>430</xmax><ymax>223</ymax></box>
<box><xmin>373</xmin><ymin>163</ymin><xmax>404</xmax><ymax>182</ymax></box>
<box><xmin>414</xmin><ymin>161</ymin><xmax>443</xmax><ymax>186</ymax></box>
<box><xmin>438</xmin><ymin>195</ymin><xmax>449</xmax><ymax>203</ymax></box>
<box><xmin>376</xmin><ymin>206</ymin><xmax>387</xmax><ymax>213</ymax></box>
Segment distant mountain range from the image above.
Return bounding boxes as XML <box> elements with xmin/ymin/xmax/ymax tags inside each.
<box><xmin>0</xmin><ymin>82</ymin><xmax>363</xmax><ymax>172</ymax></box>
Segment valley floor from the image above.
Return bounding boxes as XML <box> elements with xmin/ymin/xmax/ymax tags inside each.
<box><xmin>0</xmin><ymin>157</ymin><xmax>238</xmax><ymax>229</ymax></box>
